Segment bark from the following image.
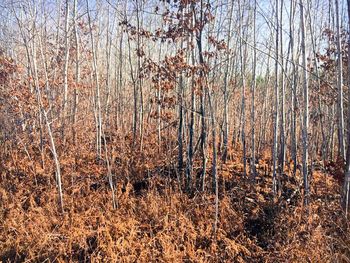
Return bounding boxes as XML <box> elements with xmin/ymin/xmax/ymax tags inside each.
<box><xmin>222</xmin><ymin>0</ymin><xmax>234</xmax><ymax>163</ymax></box>
<box><xmin>207</xmin><ymin>81</ymin><xmax>218</xmax><ymax>235</ymax></box>
<box><xmin>72</xmin><ymin>0</ymin><xmax>79</xmax><ymax>145</ymax></box>
<box><xmin>61</xmin><ymin>0</ymin><xmax>70</xmax><ymax>142</ymax></box>
<box><xmin>87</xmin><ymin>0</ymin><xmax>102</xmax><ymax>158</ymax></box>
<box><xmin>273</xmin><ymin>0</ymin><xmax>280</xmax><ymax>194</ymax></box>
<box><xmin>194</xmin><ymin>0</ymin><xmax>207</xmax><ymax>191</ymax></box>
<box><xmin>335</xmin><ymin>0</ymin><xmax>346</xmax><ymax>161</ymax></box>
<box><xmin>343</xmin><ymin>0</ymin><xmax>350</xmax><ymax>218</ymax></box>
<box><xmin>279</xmin><ymin>0</ymin><xmax>285</xmax><ymax>181</ymax></box>
<box><xmin>289</xmin><ymin>0</ymin><xmax>298</xmax><ymax>175</ymax></box>
<box><xmin>300</xmin><ymin>0</ymin><xmax>309</xmax><ymax>206</ymax></box>
<box><xmin>250</xmin><ymin>0</ymin><xmax>257</xmax><ymax>180</ymax></box>
<box><xmin>238</xmin><ymin>0</ymin><xmax>247</xmax><ymax>179</ymax></box>
<box><xmin>178</xmin><ymin>53</ymin><xmax>184</xmax><ymax>176</ymax></box>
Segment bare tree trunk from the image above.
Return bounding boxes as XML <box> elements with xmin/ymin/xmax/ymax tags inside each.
<box><xmin>103</xmin><ymin>133</ymin><xmax>117</xmax><ymax>210</ymax></box>
<box><xmin>105</xmin><ymin>8</ymin><xmax>113</xmax><ymax>129</ymax></box>
<box><xmin>136</xmin><ymin>0</ymin><xmax>144</xmax><ymax>150</ymax></box>
<box><xmin>258</xmin><ymin>47</ymin><xmax>271</xmax><ymax>157</ymax></box>
<box><xmin>72</xmin><ymin>0</ymin><xmax>79</xmax><ymax>145</ymax></box>
<box><xmin>250</xmin><ymin>0</ymin><xmax>257</xmax><ymax>180</ymax></box>
<box><xmin>52</xmin><ymin>0</ymin><xmax>62</xmax><ymax>99</ymax></box>
<box><xmin>222</xmin><ymin>1</ymin><xmax>233</xmax><ymax>163</ymax></box>
<box><xmin>157</xmin><ymin>41</ymin><xmax>163</xmax><ymax>153</ymax></box>
<box><xmin>87</xmin><ymin>0</ymin><xmax>102</xmax><ymax>158</ymax></box>
<box><xmin>127</xmin><ymin>32</ymin><xmax>138</xmax><ymax>145</ymax></box>
<box><xmin>330</xmin><ymin>104</ymin><xmax>336</xmax><ymax>161</ymax></box>
<box><xmin>186</xmin><ymin>89</ymin><xmax>195</xmax><ymax>189</ymax></box>
<box><xmin>61</xmin><ymin>0</ymin><xmax>70</xmax><ymax>142</ymax></box>
<box><xmin>342</xmin><ymin>0</ymin><xmax>350</xmax><ymax>218</ymax></box>
<box><xmin>335</xmin><ymin>0</ymin><xmax>346</xmax><ymax>161</ymax></box>
<box><xmin>289</xmin><ymin>0</ymin><xmax>298</xmax><ymax>175</ymax></box>
<box><xmin>207</xmin><ymin>82</ymin><xmax>218</xmax><ymax>235</ymax></box>
<box><xmin>238</xmin><ymin>0</ymin><xmax>247</xmax><ymax>179</ymax></box>
<box><xmin>178</xmin><ymin>39</ymin><xmax>184</xmax><ymax>176</ymax></box>
<box><xmin>300</xmin><ymin>0</ymin><xmax>309</xmax><ymax>206</ymax></box>
<box><xmin>186</xmin><ymin>46</ymin><xmax>196</xmax><ymax>191</ymax></box>
<box><xmin>272</xmin><ymin>0</ymin><xmax>280</xmax><ymax>194</ymax></box>
<box><xmin>306</xmin><ymin>0</ymin><xmax>327</xmax><ymax>168</ymax></box>
<box><xmin>194</xmin><ymin>0</ymin><xmax>207</xmax><ymax>191</ymax></box>
<box><xmin>279</xmin><ymin>0</ymin><xmax>285</xmax><ymax>183</ymax></box>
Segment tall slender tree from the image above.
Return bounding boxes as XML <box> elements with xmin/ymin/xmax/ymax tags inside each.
<box><xmin>335</xmin><ymin>0</ymin><xmax>346</xmax><ymax>161</ymax></box>
<box><xmin>250</xmin><ymin>0</ymin><xmax>257</xmax><ymax>180</ymax></box>
<box><xmin>272</xmin><ymin>0</ymin><xmax>280</xmax><ymax>194</ymax></box>
<box><xmin>343</xmin><ymin>0</ymin><xmax>350</xmax><ymax>218</ymax></box>
<box><xmin>300</xmin><ymin>0</ymin><xmax>309</xmax><ymax>206</ymax></box>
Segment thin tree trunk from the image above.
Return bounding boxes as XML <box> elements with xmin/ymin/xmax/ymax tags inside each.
<box><xmin>289</xmin><ymin>0</ymin><xmax>298</xmax><ymax>175</ymax></box>
<box><xmin>136</xmin><ymin>0</ymin><xmax>144</xmax><ymax>150</ymax></box>
<box><xmin>238</xmin><ymin>0</ymin><xmax>247</xmax><ymax>179</ymax></box>
<box><xmin>207</xmin><ymin>81</ymin><xmax>218</xmax><ymax>235</ymax></box>
<box><xmin>273</xmin><ymin>0</ymin><xmax>280</xmax><ymax>194</ymax></box>
<box><xmin>250</xmin><ymin>0</ymin><xmax>257</xmax><ymax>180</ymax></box>
<box><xmin>186</xmin><ymin>32</ymin><xmax>196</xmax><ymax>192</ymax></box>
<box><xmin>342</xmin><ymin>0</ymin><xmax>350</xmax><ymax>218</ymax></box>
<box><xmin>61</xmin><ymin>0</ymin><xmax>70</xmax><ymax>142</ymax></box>
<box><xmin>195</xmin><ymin>0</ymin><xmax>207</xmax><ymax>191</ymax></box>
<box><xmin>105</xmin><ymin>8</ymin><xmax>113</xmax><ymax>128</ymax></box>
<box><xmin>222</xmin><ymin>1</ymin><xmax>233</xmax><ymax>163</ymax></box>
<box><xmin>127</xmin><ymin>33</ymin><xmax>138</xmax><ymax>145</ymax></box>
<box><xmin>306</xmin><ymin>0</ymin><xmax>327</xmax><ymax>168</ymax></box>
<box><xmin>72</xmin><ymin>0</ymin><xmax>79</xmax><ymax>145</ymax></box>
<box><xmin>300</xmin><ymin>0</ymin><xmax>309</xmax><ymax>206</ymax></box>
<box><xmin>178</xmin><ymin>40</ymin><xmax>184</xmax><ymax>176</ymax></box>
<box><xmin>279</xmin><ymin>0</ymin><xmax>285</xmax><ymax>183</ymax></box>
<box><xmin>335</xmin><ymin>0</ymin><xmax>346</xmax><ymax>161</ymax></box>
<box><xmin>87</xmin><ymin>0</ymin><xmax>102</xmax><ymax>158</ymax></box>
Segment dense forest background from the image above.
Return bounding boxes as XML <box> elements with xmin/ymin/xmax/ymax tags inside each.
<box><xmin>1</xmin><ymin>0</ymin><xmax>350</xmax><ymax>261</ymax></box>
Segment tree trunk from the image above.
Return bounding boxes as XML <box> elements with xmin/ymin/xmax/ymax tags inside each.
<box><xmin>222</xmin><ymin>1</ymin><xmax>233</xmax><ymax>163</ymax></box>
<box><xmin>250</xmin><ymin>0</ymin><xmax>257</xmax><ymax>180</ymax></box>
<box><xmin>335</xmin><ymin>0</ymin><xmax>346</xmax><ymax>161</ymax></box>
<box><xmin>342</xmin><ymin>0</ymin><xmax>350</xmax><ymax>218</ymax></box>
<box><xmin>273</xmin><ymin>0</ymin><xmax>280</xmax><ymax>194</ymax></box>
<box><xmin>72</xmin><ymin>0</ymin><xmax>79</xmax><ymax>145</ymax></box>
<box><xmin>300</xmin><ymin>0</ymin><xmax>309</xmax><ymax>206</ymax></box>
<box><xmin>61</xmin><ymin>0</ymin><xmax>70</xmax><ymax>142</ymax></box>
<box><xmin>87</xmin><ymin>0</ymin><xmax>102</xmax><ymax>158</ymax></box>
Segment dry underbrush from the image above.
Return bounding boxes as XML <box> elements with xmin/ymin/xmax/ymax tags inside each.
<box><xmin>1</xmin><ymin>138</ymin><xmax>350</xmax><ymax>262</ymax></box>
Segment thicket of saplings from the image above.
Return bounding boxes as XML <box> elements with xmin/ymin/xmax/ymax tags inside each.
<box><xmin>1</xmin><ymin>0</ymin><xmax>350</xmax><ymax>262</ymax></box>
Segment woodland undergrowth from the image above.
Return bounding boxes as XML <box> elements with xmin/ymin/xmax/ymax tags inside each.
<box><xmin>0</xmin><ymin>131</ymin><xmax>350</xmax><ymax>262</ymax></box>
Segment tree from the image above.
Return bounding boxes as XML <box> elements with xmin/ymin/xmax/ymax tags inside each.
<box><xmin>335</xmin><ymin>0</ymin><xmax>345</xmax><ymax>161</ymax></box>
<box><xmin>343</xmin><ymin>0</ymin><xmax>350</xmax><ymax>218</ymax></box>
<box><xmin>272</xmin><ymin>0</ymin><xmax>280</xmax><ymax>194</ymax></box>
<box><xmin>250</xmin><ymin>0</ymin><xmax>257</xmax><ymax>180</ymax></box>
<box><xmin>300</xmin><ymin>0</ymin><xmax>309</xmax><ymax>206</ymax></box>
<box><xmin>86</xmin><ymin>0</ymin><xmax>103</xmax><ymax>158</ymax></box>
<box><xmin>61</xmin><ymin>0</ymin><xmax>70</xmax><ymax>142</ymax></box>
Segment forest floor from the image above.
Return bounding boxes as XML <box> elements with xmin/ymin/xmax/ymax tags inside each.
<box><xmin>1</xmin><ymin>141</ymin><xmax>350</xmax><ymax>262</ymax></box>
